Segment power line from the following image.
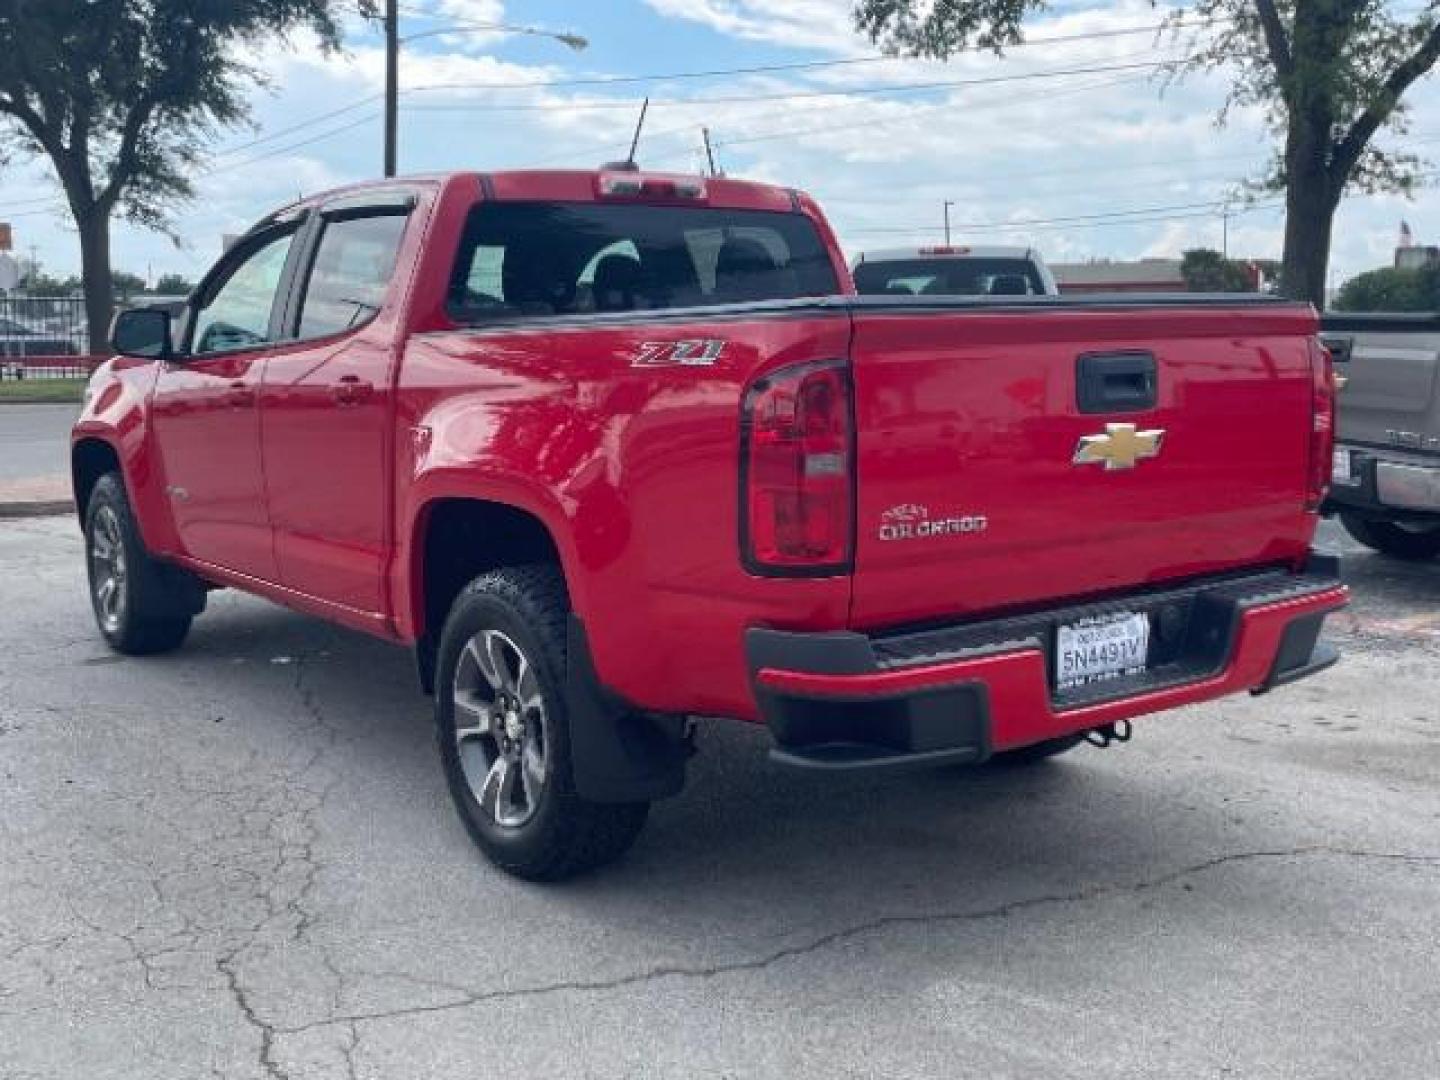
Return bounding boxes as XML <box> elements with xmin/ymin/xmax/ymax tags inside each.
<box><xmin>400</xmin><ymin>58</ymin><xmax>1199</xmax><ymax>113</ymax></box>
<box><xmin>712</xmin><ymin>72</ymin><xmax>1152</xmax><ymax>150</ymax></box>
<box><xmin>201</xmin><ymin>16</ymin><xmax>1205</xmax><ymax>163</ymax></box>
<box><xmin>212</xmin><ymin>98</ymin><xmax>381</xmax><ymax>159</ymax></box>
<box><xmin>514</xmin><ymin>70</ymin><xmax>1153</xmax><ymax>170</ymax></box>
<box><xmin>843</xmin><ymin>198</ymin><xmax>1271</xmax><ymax>236</ymax></box>
<box><xmin>401</xmin><ymin>20</ymin><xmax>1194</xmax><ymax>93</ymax></box>
<box><xmin>200</xmin><ymin>113</ymin><xmax>381</xmax><ymax>178</ymax></box>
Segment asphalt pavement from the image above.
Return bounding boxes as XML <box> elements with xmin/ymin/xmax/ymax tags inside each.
<box><xmin>0</xmin><ymin>403</ymin><xmax>76</xmax><ymax>510</ymax></box>
<box><xmin>1</xmin><ymin>517</ymin><xmax>1437</xmax><ymax>1079</ymax></box>
<box><xmin>0</xmin><ymin>403</ymin><xmax>76</xmax><ymax>484</ymax></box>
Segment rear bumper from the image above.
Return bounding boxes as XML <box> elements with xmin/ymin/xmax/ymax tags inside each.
<box><xmin>1326</xmin><ymin>444</ymin><xmax>1440</xmax><ymax>520</ymax></box>
<box><xmin>747</xmin><ymin>557</ymin><xmax>1348</xmax><ymax>772</ymax></box>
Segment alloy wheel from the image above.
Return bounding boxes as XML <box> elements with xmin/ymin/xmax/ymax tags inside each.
<box><xmin>89</xmin><ymin>505</ymin><xmax>128</xmax><ymax>635</ymax></box>
<box><xmin>452</xmin><ymin>628</ymin><xmax>549</xmax><ymax>828</ymax></box>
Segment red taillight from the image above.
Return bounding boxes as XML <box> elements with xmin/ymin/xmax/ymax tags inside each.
<box><xmin>741</xmin><ymin>359</ymin><xmax>854</xmax><ymax>574</ymax></box>
<box><xmin>1307</xmin><ymin>336</ymin><xmax>1336</xmax><ymax>512</ymax></box>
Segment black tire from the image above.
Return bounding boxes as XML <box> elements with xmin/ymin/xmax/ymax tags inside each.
<box><xmin>435</xmin><ymin>565</ymin><xmax>649</xmax><ymax>881</ymax></box>
<box><xmin>989</xmin><ymin>734</ymin><xmax>1086</xmax><ymax>766</ymax></box>
<box><xmin>84</xmin><ymin>472</ymin><xmax>195</xmax><ymax>655</ymax></box>
<box><xmin>1340</xmin><ymin>513</ymin><xmax>1440</xmax><ymax>561</ymax></box>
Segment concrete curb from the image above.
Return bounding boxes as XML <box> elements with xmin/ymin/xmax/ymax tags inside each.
<box><xmin>0</xmin><ymin>500</ymin><xmax>74</xmax><ymax>520</ymax></box>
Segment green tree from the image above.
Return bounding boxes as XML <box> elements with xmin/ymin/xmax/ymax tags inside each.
<box><xmin>854</xmin><ymin>1</ymin><xmax>1440</xmax><ymax>308</ymax></box>
<box><xmin>0</xmin><ymin>0</ymin><xmax>367</xmax><ymax>352</ymax></box>
<box><xmin>19</xmin><ymin>270</ymin><xmax>77</xmax><ymax>297</ymax></box>
<box><xmin>153</xmin><ymin>273</ymin><xmax>196</xmax><ymax>297</ymax></box>
<box><xmin>111</xmin><ymin>271</ymin><xmax>147</xmax><ymax>302</ymax></box>
<box><xmin>1181</xmin><ymin>248</ymin><xmax>1256</xmax><ymax>292</ymax></box>
<box><xmin>1333</xmin><ymin>264</ymin><xmax>1438</xmax><ymax>310</ymax></box>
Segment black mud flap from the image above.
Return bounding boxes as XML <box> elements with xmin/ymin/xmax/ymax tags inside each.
<box><xmin>565</xmin><ymin>616</ymin><xmax>689</xmax><ymax>803</ymax></box>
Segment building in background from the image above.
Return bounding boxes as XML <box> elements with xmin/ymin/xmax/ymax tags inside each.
<box><xmin>1395</xmin><ymin>220</ymin><xmax>1439</xmax><ymax>270</ymax></box>
<box><xmin>1050</xmin><ymin>258</ymin><xmax>1185</xmax><ymax>294</ymax></box>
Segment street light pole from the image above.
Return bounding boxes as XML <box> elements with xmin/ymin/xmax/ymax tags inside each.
<box><xmin>384</xmin><ymin>0</ymin><xmax>398</xmax><ymax>178</ymax></box>
<box><xmin>944</xmin><ymin>200</ymin><xmax>954</xmax><ymax>246</ymax></box>
<box><xmin>380</xmin><ymin>9</ymin><xmax>585</xmax><ymax>179</ymax></box>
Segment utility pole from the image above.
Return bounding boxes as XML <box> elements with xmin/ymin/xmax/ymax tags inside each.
<box><xmin>702</xmin><ymin>127</ymin><xmax>718</xmax><ymax>177</ymax></box>
<box><xmin>384</xmin><ymin>0</ymin><xmax>399</xmax><ymax>178</ymax></box>
<box><xmin>943</xmin><ymin>200</ymin><xmax>954</xmax><ymax>246</ymax></box>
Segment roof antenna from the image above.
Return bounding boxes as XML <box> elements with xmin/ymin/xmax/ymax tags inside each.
<box><xmin>625</xmin><ymin>97</ymin><xmax>649</xmax><ymax>168</ymax></box>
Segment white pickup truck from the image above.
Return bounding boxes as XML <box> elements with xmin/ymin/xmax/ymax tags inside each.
<box><xmin>851</xmin><ymin>245</ymin><xmax>1059</xmax><ymax>297</ymax></box>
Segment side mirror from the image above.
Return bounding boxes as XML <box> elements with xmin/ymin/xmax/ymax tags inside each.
<box><xmin>110</xmin><ymin>307</ymin><xmax>173</xmax><ymax>360</ymax></box>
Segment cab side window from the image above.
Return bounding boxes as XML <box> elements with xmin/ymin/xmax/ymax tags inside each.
<box><xmin>191</xmin><ymin>229</ymin><xmax>297</xmax><ymax>355</ymax></box>
<box><xmin>296</xmin><ymin>212</ymin><xmax>409</xmax><ymax>339</ymax></box>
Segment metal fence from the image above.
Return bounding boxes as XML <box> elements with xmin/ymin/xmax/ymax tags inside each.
<box><xmin>0</xmin><ymin>294</ymin><xmax>188</xmax><ymax>380</ymax></box>
<box><xmin>0</xmin><ymin>294</ymin><xmax>89</xmax><ymax>359</ymax></box>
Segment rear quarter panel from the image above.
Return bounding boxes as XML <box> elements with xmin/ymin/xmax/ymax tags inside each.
<box><xmin>394</xmin><ymin>311</ymin><xmax>853</xmax><ymax>719</ymax></box>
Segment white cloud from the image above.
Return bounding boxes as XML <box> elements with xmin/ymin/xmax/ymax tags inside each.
<box><xmin>642</xmin><ymin>0</ymin><xmax>865</xmax><ymax>55</ymax></box>
<box><xmin>3</xmin><ymin>0</ymin><xmax>1437</xmax><ymax>287</ymax></box>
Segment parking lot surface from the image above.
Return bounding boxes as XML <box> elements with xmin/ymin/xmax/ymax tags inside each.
<box><xmin>1</xmin><ymin>516</ymin><xmax>1438</xmax><ymax>1079</ymax></box>
<box><xmin>0</xmin><ymin>404</ymin><xmax>76</xmax><ymax>485</ymax></box>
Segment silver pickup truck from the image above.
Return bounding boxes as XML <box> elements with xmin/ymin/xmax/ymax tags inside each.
<box><xmin>1323</xmin><ymin>314</ymin><xmax>1440</xmax><ymax>560</ymax></box>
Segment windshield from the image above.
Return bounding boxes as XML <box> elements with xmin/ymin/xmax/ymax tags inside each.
<box><xmin>853</xmin><ymin>257</ymin><xmax>1046</xmax><ymax>297</ymax></box>
<box><xmin>448</xmin><ymin>201</ymin><xmax>839</xmax><ymax>321</ymax></box>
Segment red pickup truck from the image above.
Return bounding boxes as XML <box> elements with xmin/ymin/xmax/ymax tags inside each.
<box><xmin>74</xmin><ymin>168</ymin><xmax>1348</xmax><ymax>879</ymax></box>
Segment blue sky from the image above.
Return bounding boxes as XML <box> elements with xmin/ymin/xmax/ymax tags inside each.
<box><xmin>2</xmin><ymin>0</ymin><xmax>1437</xmax><ymax>287</ymax></box>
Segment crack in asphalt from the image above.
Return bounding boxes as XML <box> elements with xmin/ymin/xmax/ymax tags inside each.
<box><xmin>273</xmin><ymin>844</ymin><xmax>1440</xmax><ymax>1038</ymax></box>
<box><xmin>219</xmin><ymin>946</ymin><xmax>295</xmax><ymax>1080</ymax></box>
<box><xmin>210</xmin><ymin>645</ymin><xmax>353</xmax><ymax>1080</ymax></box>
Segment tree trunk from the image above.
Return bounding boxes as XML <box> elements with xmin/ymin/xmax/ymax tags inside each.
<box><xmin>1278</xmin><ymin>98</ymin><xmax>1341</xmax><ymax>311</ymax></box>
<box><xmin>75</xmin><ymin>206</ymin><xmax>114</xmax><ymax>356</ymax></box>
<box><xmin>1280</xmin><ymin>176</ymin><xmax>1337</xmax><ymax>310</ymax></box>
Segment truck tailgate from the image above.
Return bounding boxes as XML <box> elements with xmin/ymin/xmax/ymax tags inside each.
<box><xmin>847</xmin><ymin>298</ymin><xmax>1320</xmax><ymax>630</ymax></box>
<box><xmin>1322</xmin><ymin>315</ymin><xmax>1440</xmax><ymax>451</ymax></box>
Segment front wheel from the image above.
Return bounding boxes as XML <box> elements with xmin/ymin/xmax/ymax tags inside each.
<box><xmin>84</xmin><ymin>473</ymin><xmax>195</xmax><ymax>655</ymax></box>
<box><xmin>435</xmin><ymin>566</ymin><xmax>649</xmax><ymax>881</ymax></box>
<box><xmin>1340</xmin><ymin>513</ymin><xmax>1440</xmax><ymax>561</ymax></box>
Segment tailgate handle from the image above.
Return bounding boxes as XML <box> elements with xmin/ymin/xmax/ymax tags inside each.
<box><xmin>1077</xmin><ymin>351</ymin><xmax>1157</xmax><ymax>414</ymax></box>
<box><xmin>1320</xmin><ymin>335</ymin><xmax>1353</xmax><ymax>365</ymax></box>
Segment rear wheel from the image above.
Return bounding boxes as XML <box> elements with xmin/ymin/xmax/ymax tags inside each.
<box><xmin>84</xmin><ymin>473</ymin><xmax>195</xmax><ymax>655</ymax></box>
<box><xmin>1340</xmin><ymin>513</ymin><xmax>1440</xmax><ymax>561</ymax></box>
<box><xmin>435</xmin><ymin>566</ymin><xmax>649</xmax><ymax>881</ymax></box>
<box><xmin>989</xmin><ymin>734</ymin><xmax>1086</xmax><ymax>766</ymax></box>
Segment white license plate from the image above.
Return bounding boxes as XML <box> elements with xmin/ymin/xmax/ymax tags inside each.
<box><xmin>1056</xmin><ymin>612</ymin><xmax>1150</xmax><ymax>691</ymax></box>
<box><xmin>1332</xmin><ymin>446</ymin><xmax>1355</xmax><ymax>485</ymax></box>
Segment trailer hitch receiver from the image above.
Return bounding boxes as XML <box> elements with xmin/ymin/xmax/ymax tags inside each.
<box><xmin>1083</xmin><ymin>720</ymin><xmax>1133</xmax><ymax>749</ymax></box>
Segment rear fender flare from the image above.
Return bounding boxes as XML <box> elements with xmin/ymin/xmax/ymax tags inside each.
<box><xmin>398</xmin><ymin>469</ymin><xmax>587</xmax><ymax>643</ymax></box>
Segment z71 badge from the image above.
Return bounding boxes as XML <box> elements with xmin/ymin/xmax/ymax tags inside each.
<box><xmin>632</xmin><ymin>339</ymin><xmax>726</xmax><ymax>368</ymax></box>
<box><xmin>878</xmin><ymin>503</ymin><xmax>987</xmax><ymax>542</ymax></box>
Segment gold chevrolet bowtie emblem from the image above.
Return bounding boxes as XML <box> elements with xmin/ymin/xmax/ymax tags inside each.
<box><xmin>1073</xmin><ymin>422</ymin><xmax>1166</xmax><ymax>471</ymax></box>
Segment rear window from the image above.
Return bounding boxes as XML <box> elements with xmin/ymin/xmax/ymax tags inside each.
<box><xmin>447</xmin><ymin>202</ymin><xmax>839</xmax><ymax>321</ymax></box>
<box><xmin>854</xmin><ymin>258</ymin><xmax>1045</xmax><ymax>297</ymax></box>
